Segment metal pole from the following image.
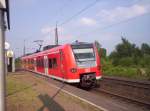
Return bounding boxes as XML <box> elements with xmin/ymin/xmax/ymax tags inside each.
<box><xmin>55</xmin><ymin>22</ymin><xmax>58</xmax><ymax>45</ymax></box>
<box><xmin>5</xmin><ymin>49</ymin><xmax>8</xmax><ymax>74</ymax></box>
<box><xmin>23</xmin><ymin>39</ymin><xmax>26</xmax><ymax>55</ymax></box>
<box><xmin>0</xmin><ymin>9</ymin><xmax>6</xmax><ymax>111</ymax></box>
<box><xmin>12</xmin><ymin>56</ymin><xmax>15</xmax><ymax>72</ymax></box>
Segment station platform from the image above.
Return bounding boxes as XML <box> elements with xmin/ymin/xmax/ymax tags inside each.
<box><xmin>6</xmin><ymin>71</ymin><xmax>150</xmax><ymax>111</ymax></box>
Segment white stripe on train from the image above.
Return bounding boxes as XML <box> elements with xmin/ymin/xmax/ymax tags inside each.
<box><xmin>28</xmin><ymin>69</ymin><xmax>102</xmax><ymax>83</ymax></box>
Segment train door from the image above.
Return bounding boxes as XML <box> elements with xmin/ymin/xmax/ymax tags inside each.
<box><xmin>36</xmin><ymin>56</ymin><xmax>44</xmax><ymax>73</ymax></box>
<box><xmin>34</xmin><ymin>58</ymin><xmax>37</xmax><ymax>72</ymax></box>
<box><xmin>47</xmin><ymin>51</ymin><xmax>60</xmax><ymax>78</ymax></box>
<box><xmin>44</xmin><ymin>55</ymin><xmax>48</xmax><ymax>75</ymax></box>
<box><xmin>60</xmin><ymin>49</ymin><xmax>65</xmax><ymax>80</ymax></box>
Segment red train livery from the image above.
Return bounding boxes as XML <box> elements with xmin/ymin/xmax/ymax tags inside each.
<box><xmin>21</xmin><ymin>42</ymin><xmax>102</xmax><ymax>87</ymax></box>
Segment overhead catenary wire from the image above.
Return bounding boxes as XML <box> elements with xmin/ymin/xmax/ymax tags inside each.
<box><xmin>56</xmin><ymin>0</ymin><xmax>143</xmax><ymax>33</ymax></box>
<box><xmin>57</xmin><ymin>0</ymin><xmax>141</xmax><ymax>27</ymax></box>
<box><xmin>58</xmin><ymin>0</ymin><xmax>101</xmax><ymax>26</ymax></box>
<box><xmin>77</xmin><ymin>12</ymin><xmax>150</xmax><ymax>38</ymax></box>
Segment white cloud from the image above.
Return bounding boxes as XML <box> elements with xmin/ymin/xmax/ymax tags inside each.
<box><xmin>80</xmin><ymin>17</ymin><xmax>96</xmax><ymax>26</ymax></box>
<box><xmin>97</xmin><ymin>4</ymin><xmax>149</xmax><ymax>22</ymax></box>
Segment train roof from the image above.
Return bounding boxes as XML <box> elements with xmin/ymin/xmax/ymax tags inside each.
<box><xmin>21</xmin><ymin>42</ymin><xmax>94</xmax><ymax>59</ymax></box>
<box><xmin>71</xmin><ymin>42</ymin><xmax>93</xmax><ymax>49</ymax></box>
<box><xmin>43</xmin><ymin>45</ymin><xmax>61</xmax><ymax>51</ymax></box>
<box><xmin>21</xmin><ymin>44</ymin><xmax>67</xmax><ymax>59</ymax></box>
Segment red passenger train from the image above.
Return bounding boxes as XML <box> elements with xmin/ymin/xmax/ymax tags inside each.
<box><xmin>21</xmin><ymin>42</ymin><xmax>102</xmax><ymax>87</ymax></box>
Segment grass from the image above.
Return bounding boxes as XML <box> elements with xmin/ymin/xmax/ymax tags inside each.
<box><xmin>6</xmin><ymin>75</ymin><xmax>41</xmax><ymax>111</ymax></box>
<box><xmin>103</xmin><ymin>66</ymin><xmax>150</xmax><ymax>80</ymax></box>
<box><xmin>101</xmin><ymin>58</ymin><xmax>150</xmax><ymax>80</ymax></box>
<box><xmin>6</xmin><ymin>76</ymin><xmax>29</xmax><ymax>96</ymax></box>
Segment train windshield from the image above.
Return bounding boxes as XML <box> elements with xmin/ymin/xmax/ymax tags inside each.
<box><xmin>73</xmin><ymin>48</ymin><xmax>95</xmax><ymax>61</ymax></box>
<box><xmin>71</xmin><ymin>43</ymin><xmax>96</xmax><ymax>68</ymax></box>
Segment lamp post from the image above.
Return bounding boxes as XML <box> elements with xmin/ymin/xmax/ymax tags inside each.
<box><xmin>0</xmin><ymin>9</ymin><xmax>6</xmax><ymax>111</ymax></box>
<box><xmin>0</xmin><ymin>0</ymin><xmax>10</xmax><ymax>111</ymax></box>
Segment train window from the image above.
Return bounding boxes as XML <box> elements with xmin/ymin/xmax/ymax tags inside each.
<box><xmin>24</xmin><ymin>60</ymin><xmax>26</xmax><ymax>64</ymax></box>
<box><xmin>48</xmin><ymin>58</ymin><xmax>57</xmax><ymax>68</ymax></box>
<box><xmin>39</xmin><ymin>59</ymin><xmax>41</xmax><ymax>67</ymax></box>
<box><xmin>29</xmin><ymin>59</ymin><xmax>30</xmax><ymax>64</ymax></box>
<box><xmin>37</xmin><ymin>59</ymin><xmax>39</xmax><ymax>67</ymax></box>
<box><xmin>41</xmin><ymin>59</ymin><xmax>44</xmax><ymax>67</ymax></box>
<box><xmin>48</xmin><ymin>59</ymin><xmax>52</xmax><ymax>68</ymax></box>
<box><xmin>53</xmin><ymin>58</ymin><xmax>57</xmax><ymax>68</ymax></box>
<box><xmin>34</xmin><ymin>59</ymin><xmax>36</xmax><ymax>66</ymax></box>
<box><xmin>37</xmin><ymin>58</ymin><xmax>43</xmax><ymax>67</ymax></box>
<box><xmin>38</xmin><ymin>59</ymin><xmax>40</xmax><ymax>66</ymax></box>
<box><xmin>31</xmin><ymin>59</ymin><xmax>34</xmax><ymax>64</ymax></box>
<box><xmin>27</xmin><ymin>59</ymin><xmax>29</xmax><ymax>64</ymax></box>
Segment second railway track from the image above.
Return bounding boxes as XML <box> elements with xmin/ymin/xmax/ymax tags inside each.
<box><xmin>95</xmin><ymin>76</ymin><xmax>150</xmax><ymax>106</ymax></box>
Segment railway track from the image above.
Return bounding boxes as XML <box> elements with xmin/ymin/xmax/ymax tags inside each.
<box><xmin>95</xmin><ymin>76</ymin><xmax>150</xmax><ymax>106</ymax></box>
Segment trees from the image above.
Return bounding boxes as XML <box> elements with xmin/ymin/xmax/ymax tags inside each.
<box><xmin>102</xmin><ymin>37</ymin><xmax>150</xmax><ymax>80</ymax></box>
<box><xmin>110</xmin><ymin>37</ymin><xmax>141</xmax><ymax>58</ymax></box>
<box><xmin>109</xmin><ymin>37</ymin><xmax>149</xmax><ymax>66</ymax></box>
<box><xmin>141</xmin><ymin>43</ymin><xmax>150</xmax><ymax>55</ymax></box>
<box><xmin>94</xmin><ymin>40</ymin><xmax>107</xmax><ymax>58</ymax></box>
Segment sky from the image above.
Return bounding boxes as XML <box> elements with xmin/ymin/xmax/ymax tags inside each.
<box><xmin>6</xmin><ymin>0</ymin><xmax>150</xmax><ymax>57</ymax></box>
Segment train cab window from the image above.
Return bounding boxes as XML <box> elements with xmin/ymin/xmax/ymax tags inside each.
<box><xmin>53</xmin><ymin>58</ymin><xmax>57</xmax><ymax>68</ymax></box>
<box><xmin>48</xmin><ymin>59</ymin><xmax>52</xmax><ymax>68</ymax></box>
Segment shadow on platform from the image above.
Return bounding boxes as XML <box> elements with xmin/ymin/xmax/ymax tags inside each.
<box><xmin>38</xmin><ymin>94</ymin><xmax>65</xmax><ymax>111</ymax></box>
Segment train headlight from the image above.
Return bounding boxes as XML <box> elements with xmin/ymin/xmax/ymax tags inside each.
<box><xmin>70</xmin><ymin>68</ymin><xmax>77</xmax><ymax>73</ymax></box>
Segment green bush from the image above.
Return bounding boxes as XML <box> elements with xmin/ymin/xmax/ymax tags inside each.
<box><xmin>118</xmin><ymin>57</ymin><xmax>134</xmax><ymax>67</ymax></box>
<box><xmin>103</xmin><ymin>66</ymin><xmax>139</xmax><ymax>78</ymax></box>
<box><xmin>145</xmin><ymin>68</ymin><xmax>150</xmax><ymax>80</ymax></box>
<box><xmin>139</xmin><ymin>55</ymin><xmax>150</xmax><ymax>67</ymax></box>
<box><xmin>111</xmin><ymin>57</ymin><xmax>135</xmax><ymax>67</ymax></box>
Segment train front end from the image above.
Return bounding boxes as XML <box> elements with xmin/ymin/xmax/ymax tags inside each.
<box><xmin>70</xmin><ymin>42</ymin><xmax>102</xmax><ymax>88</ymax></box>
